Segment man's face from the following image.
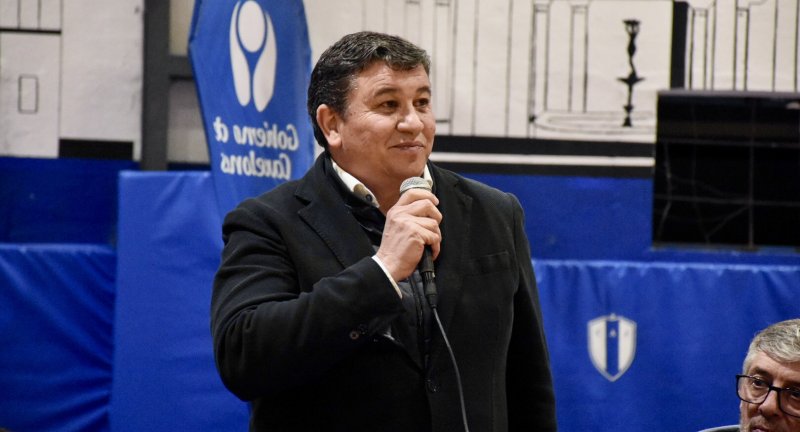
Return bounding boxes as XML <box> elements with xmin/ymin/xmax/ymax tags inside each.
<box><xmin>740</xmin><ymin>351</ymin><xmax>800</xmax><ymax>432</ymax></box>
<box><xmin>323</xmin><ymin>61</ymin><xmax>435</xmax><ymax>195</ymax></box>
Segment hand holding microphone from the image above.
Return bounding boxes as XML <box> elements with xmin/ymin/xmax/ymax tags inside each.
<box><xmin>375</xmin><ymin>177</ymin><xmax>441</xmax><ymax>285</ymax></box>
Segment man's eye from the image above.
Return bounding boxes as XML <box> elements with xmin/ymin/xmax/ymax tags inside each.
<box><xmin>379</xmin><ymin>100</ymin><xmax>398</xmax><ymax>109</ymax></box>
<box><xmin>751</xmin><ymin>378</ymin><xmax>769</xmax><ymax>389</ymax></box>
<box><xmin>415</xmin><ymin>98</ymin><xmax>430</xmax><ymax>108</ymax></box>
<box><xmin>787</xmin><ymin>389</ymin><xmax>800</xmax><ymax>401</ymax></box>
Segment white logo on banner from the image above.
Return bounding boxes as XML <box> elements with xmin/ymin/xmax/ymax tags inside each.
<box><xmin>588</xmin><ymin>314</ymin><xmax>637</xmax><ymax>382</ymax></box>
<box><xmin>229</xmin><ymin>0</ymin><xmax>277</xmax><ymax>112</ymax></box>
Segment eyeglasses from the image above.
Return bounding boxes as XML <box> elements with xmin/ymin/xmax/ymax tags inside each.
<box><xmin>737</xmin><ymin>374</ymin><xmax>800</xmax><ymax>418</ymax></box>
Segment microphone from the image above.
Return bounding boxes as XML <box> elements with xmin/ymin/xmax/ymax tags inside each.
<box><xmin>399</xmin><ymin>177</ymin><xmax>438</xmax><ymax>308</ymax></box>
<box><xmin>399</xmin><ymin>177</ymin><xmax>470</xmax><ymax>431</ymax></box>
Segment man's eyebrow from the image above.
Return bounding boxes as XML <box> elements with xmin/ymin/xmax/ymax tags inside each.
<box><xmin>750</xmin><ymin>367</ymin><xmax>800</xmax><ymax>388</ymax></box>
<box><xmin>750</xmin><ymin>367</ymin><xmax>774</xmax><ymax>379</ymax></box>
<box><xmin>371</xmin><ymin>86</ymin><xmax>398</xmax><ymax>98</ymax></box>
<box><xmin>371</xmin><ymin>85</ymin><xmax>431</xmax><ymax>98</ymax></box>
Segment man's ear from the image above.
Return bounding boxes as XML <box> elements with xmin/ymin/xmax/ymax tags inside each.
<box><xmin>316</xmin><ymin>104</ymin><xmax>342</xmax><ymax>149</ymax></box>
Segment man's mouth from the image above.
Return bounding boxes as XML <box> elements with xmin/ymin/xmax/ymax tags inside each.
<box><xmin>393</xmin><ymin>142</ymin><xmax>425</xmax><ymax>151</ymax></box>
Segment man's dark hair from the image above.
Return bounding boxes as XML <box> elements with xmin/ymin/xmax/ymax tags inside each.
<box><xmin>307</xmin><ymin>31</ymin><xmax>431</xmax><ymax>149</ymax></box>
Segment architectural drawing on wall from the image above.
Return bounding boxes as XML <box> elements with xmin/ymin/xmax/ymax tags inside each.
<box><xmin>0</xmin><ymin>0</ymin><xmax>142</xmax><ymax>160</ymax></box>
<box><xmin>351</xmin><ymin>0</ymin><xmax>799</xmax><ymax>145</ymax></box>
<box><xmin>0</xmin><ymin>0</ymin><xmax>62</xmax><ymax>31</ymax></box>
<box><xmin>18</xmin><ymin>74</ymin><xmax>38</xmax><ymax>114</ymax></box>
<box><xmin>2</xmin><ymin>0</ymin><xmax>796</xmax><ymax>161</ymax></box>
<box><xmin>0</xmin><ymin>0</ymin><xmax>62</xmax><ymax>157</ymax></box>
<box><xmin>684</xmin><ymin>0</ymin><xmax>800</xmax><ymax>92</ymax></box>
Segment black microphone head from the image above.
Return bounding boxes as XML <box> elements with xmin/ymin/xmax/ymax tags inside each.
<box><xmin>399</xmin><ymin>177</ymin><xmax>431</xmax><ymax>195</ymax></box>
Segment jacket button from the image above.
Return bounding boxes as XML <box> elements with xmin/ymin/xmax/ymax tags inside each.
<box><xmin>350</xmin><ymin>324</ymin><xmax>368</xmax><ymax>340</ymax></box>
<box><xmin>426</xmin><ymin>379</ymin><xmax>439</xmax><ymax>393</ymax></box>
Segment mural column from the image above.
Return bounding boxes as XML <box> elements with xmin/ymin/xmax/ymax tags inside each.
<box><xmin>405</xmin><ymin>0</ymin><xmax>422</xmax><ymax>44</ymax></box>
<box><xmin>569</xmin><ymin>0</ymin><xmax>589</xmax><ymax>113</ymax></box>
<box><xmin>432</xmin><ymin>0</ymin><xmax>455</xmax><ymax>134</ymax></box>
<box><xmin>528</xmin><ymin>0</ymin><xmax>551</xmax><ymax>136</ymax></box>
<box><xmin>770</xmin><ymin>0</ymin><xmax>799</xmax><ymax>91</ymax></box>
<box><xmin>685</xmin><ymin>0</ymin><xmax>716</xmax><ymax>90</ymax></box>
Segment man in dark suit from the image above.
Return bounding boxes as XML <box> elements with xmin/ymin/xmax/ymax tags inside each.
<box><xmin>211</xmin><ymin>31</ymin><xmax>556</xmax><ymax>432</ymax></box>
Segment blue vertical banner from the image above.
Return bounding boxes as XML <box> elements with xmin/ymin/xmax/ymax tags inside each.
<box><xmin>188</xmin><ymin>0</ymin><xmax>314</xmax><ymax>217</ymax></box>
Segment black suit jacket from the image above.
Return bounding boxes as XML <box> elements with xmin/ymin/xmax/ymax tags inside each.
<box><xmin>211</xmin><ymin>155</ymin><xmax>556</xmax><ymax>431</ymax></box>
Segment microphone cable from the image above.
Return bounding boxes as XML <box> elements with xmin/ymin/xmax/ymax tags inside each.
<box><xmin>422</xmin><ymin>268</ymin><xmax>469</xmax><ymax>432</ymax></box>
<box><xmin>430</xmin><ymin>298</ymin><xmax>470</xmax><ymax>432</ymax></box>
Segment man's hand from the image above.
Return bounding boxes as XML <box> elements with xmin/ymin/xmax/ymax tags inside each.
<box><xmin>375</xmin><ymin>188</ymin><xmax>441</xmax><ymax>282</ymax></box>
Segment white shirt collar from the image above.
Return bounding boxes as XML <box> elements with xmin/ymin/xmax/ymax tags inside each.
<box><xmin>330</xmin><ymin>160</ymin><xmax>433</xmax><ymax>208</ymax></box>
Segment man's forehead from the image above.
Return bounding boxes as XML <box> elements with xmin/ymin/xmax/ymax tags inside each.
<box><xmin>349</xmin><ymin>65</ymin><xmax>429</xmax><ymax>98</ymax></box>
<box><xmin>356</xmin><ymin>62</ymin><xmax>428</xmax><ymax>81</ymax></box>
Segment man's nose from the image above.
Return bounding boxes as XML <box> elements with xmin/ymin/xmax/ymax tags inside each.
<box><xmin>397</xmin><ymin>107</ymin><xmax>423</xmax><ymax>132</ymax></box>
<box><xmin>759</xmin><ymin>389</ymin><xmax>782</xmax><ymax>417</ymax></box>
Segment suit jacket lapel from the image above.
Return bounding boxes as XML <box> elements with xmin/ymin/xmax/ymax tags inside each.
<box><xmin>294</xmin><ymin>158</ymin><xmax>469</xmax><ymax>370</ymax></box>
<box><xmin>295</xmin><ymin>157</ymin><xmax>376</xmax><ymax>269</ymax></box>
<box><xmin>297</xmin><ymin>159</ymin><xmax>426</xmax><ymax>369</ymax></box>
<box><xmin>430</xmin><ymin>166</ymin><xmax>472</xmax><ymax>344</ymax></box>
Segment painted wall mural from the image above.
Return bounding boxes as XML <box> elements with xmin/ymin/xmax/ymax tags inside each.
<box><xmin>0</xmin><ymin>0</ymin><xmax>798</xmax><ymax>168</ymax></box>
<box><xmin>0</xmin><ymin>0</ymin><xmax>143</xmax><ymax>159</ymax></box>
<box><xmin>307</xmin><ymin>0</ymin><xmax>798</xmax><ymax>143</ymax></box>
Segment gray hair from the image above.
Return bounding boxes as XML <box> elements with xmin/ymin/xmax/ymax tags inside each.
<box><xmin>306</xmin><ymin>31</ymin><xmax>431</xmax><ymax>149</ymax></box>
<box><xmin>742</xmin><ymin>319</ymin><xmax>800</xmax><ymax>373</ymax></box>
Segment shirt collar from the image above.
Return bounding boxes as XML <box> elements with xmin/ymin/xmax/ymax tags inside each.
<box><xmin>330</xmin><ymin>160</ymin><xmax>433</xmax><ymax>209</ymax></box>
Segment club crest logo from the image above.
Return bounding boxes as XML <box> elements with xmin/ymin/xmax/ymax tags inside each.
<box><xmin>588</xmin><ymin>314</ymin><xmax>637</xmax><ymax>382</ymax></box>
<box><xmin>229</xmin><ymin>0</ymin><xmax>277</xmax><ymax>112</ymax></box>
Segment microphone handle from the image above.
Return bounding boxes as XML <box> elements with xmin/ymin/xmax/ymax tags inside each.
<box><xmin>398</xmin><ymin>178</ymin><xmax>439</xmax><ymax>308</ymax></box>
<box><xmin>420</xmin><ymin>246</ymin><xmax>437</xmax><ymax>308</ymax></box>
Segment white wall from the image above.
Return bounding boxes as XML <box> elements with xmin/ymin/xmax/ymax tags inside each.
<box><xmin>1</xmin><ymin>0</ymin><xmax>797</xmax><ymax>160</ymax></box>
<box><xmin>0</xmin><ymin>0</ymin><xmax>143</xmax><ymax>159</ymax></box>
<box><xmin>0</xmin><ymin>32</ymin><xmax>60</xmax><ymax>157</ymax></box>
<box><xmin>60</xmin><ymin>0</ymin><xmax>144</xmax><ymax>158</ymax></box>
